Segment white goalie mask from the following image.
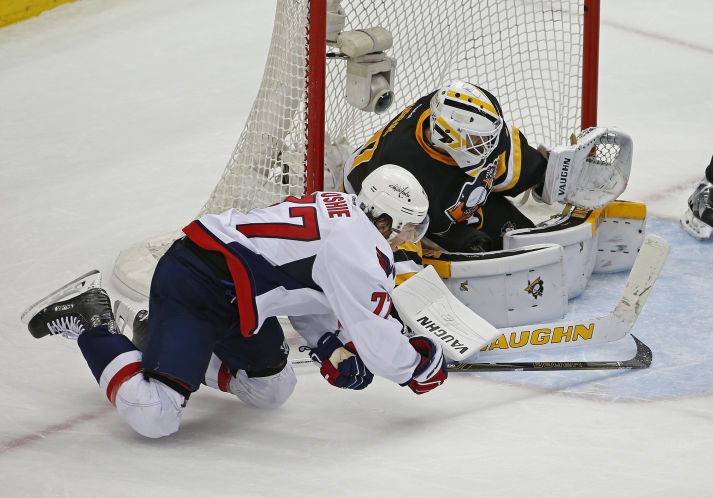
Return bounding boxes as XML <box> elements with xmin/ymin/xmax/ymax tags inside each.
<box><xmin>357</xmin><ymin>164</ymin><xmax>430</xmax><ymax>246</ymax></box>
<box><xmin>429</xmin><ymin>80</ymin><xmax>504</xmax><ymax>168</ymax></box>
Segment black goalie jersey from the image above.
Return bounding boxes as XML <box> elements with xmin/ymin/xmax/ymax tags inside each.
<box><xmin>342</xmin><ymin>88</ymin><xmax>547</xmax><ymax>238</ymax></box>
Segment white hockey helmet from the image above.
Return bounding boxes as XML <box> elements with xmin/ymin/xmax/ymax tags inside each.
<box><xmin>357</xmin><ymin>164</ymin><xmax>429</xmax><ymax>245</ymax></box>
<box><xmin>429</xmin><ymin>80</ymin><xmax>504</xmax><ymax>168</ymax></box>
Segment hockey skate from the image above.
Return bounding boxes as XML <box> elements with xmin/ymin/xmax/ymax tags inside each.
<box><xmin>21</xmin><ymin>270</ymin><xmax>101</xmax><ymax>325</ymax></box>
<box><xmin>114</xmin><ymin>300</ymin><xmax>149</xmax><ymax>350</ymax></box>
<box><xmin>680</xmin><ymin>179</ymin><xmax>713</xmax><ymax>240</ymax></box>
<box><xmin>27</xmin><ymin>288</ymin><xmax>115</xmax><ymax>339</ymax></box>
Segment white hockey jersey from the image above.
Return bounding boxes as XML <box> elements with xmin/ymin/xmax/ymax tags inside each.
<box><xmin>182</xmin><ymin>192</ymin><xmax>421</xmax><ymax>384</ymax></box>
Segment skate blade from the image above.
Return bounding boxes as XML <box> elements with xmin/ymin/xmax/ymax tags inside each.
<box><xmin>113</xmin><ymin>300</ymin><xmax>137</xmax><ymax>335</ymax></box>
<box><xmin>20</xmin><ymin>270</ymin><xmax>102</xmax><ymax>325</ymax></box>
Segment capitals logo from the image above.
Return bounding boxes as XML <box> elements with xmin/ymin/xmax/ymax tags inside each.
<box><xmin>376</xmin><ymin>247</ymin><xmax>395</xmax><ymax>279</ymax></box>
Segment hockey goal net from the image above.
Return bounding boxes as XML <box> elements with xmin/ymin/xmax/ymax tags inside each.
<box><xmin>113</xmin><ymin>0</ymin><xmax>600</xmax><ymax>298</ymax></box>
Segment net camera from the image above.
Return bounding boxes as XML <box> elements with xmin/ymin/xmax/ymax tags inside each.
<box><xmin>336</xmin><ymin>27</ymin><xmax>396</xmax><ymax>114</ymax></box>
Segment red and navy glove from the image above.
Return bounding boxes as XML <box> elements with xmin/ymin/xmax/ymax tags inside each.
<box><xmin>307</xmin><ymin>332</ymin><xmax>374</xmax><ymax>390</ymax></box>
<box><xmin>403</xmin><ymin>335</ymin><xmax>448</xmax><ymax>394</ymax></box>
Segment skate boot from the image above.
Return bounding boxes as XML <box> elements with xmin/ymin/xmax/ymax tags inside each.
<box><xmin>680</xmin><ymin>179</ymin><xmax>713</xmax><ymax>240</ymax></box>
<box><xmin>113</xmin><ymin>300</ymin><xmax>149</xmax><ymax>350</ymax></box>
<box><xmin>132</xmin><ymin>309</ymin><xmax>149</xmax><ymax>351</ymax></box>
<box><xmin>28</xmin><ymin>288</ymin><xmax>115</xmax><ymax>339</ymax></box>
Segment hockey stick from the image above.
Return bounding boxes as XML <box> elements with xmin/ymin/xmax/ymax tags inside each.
<box><xmin>447</xmin><ymin>334</ymin><xmax>651</xmax><ymax>371</ymax></box>
<box><xmin>289</xmin><ymin>334</ymin><xmax>652</xmax><ymax>371</ymax></box>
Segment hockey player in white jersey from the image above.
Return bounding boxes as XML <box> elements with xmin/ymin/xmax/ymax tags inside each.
<box><xmin>25</xmin><ymin>165</ymin><xmax>447</xmax><ymax>438</ymax></box>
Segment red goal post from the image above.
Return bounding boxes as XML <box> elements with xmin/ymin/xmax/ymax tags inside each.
<box><xmin>113</xmin><ymin>0</ymin><xmax>600</xmax><ymax>298</ymax></box>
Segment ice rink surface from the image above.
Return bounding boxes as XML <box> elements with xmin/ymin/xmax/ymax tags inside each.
<box><xmin>1</xmin><ymin>1</ymin><xmax>712</xmax><ymax>496</ymax></box>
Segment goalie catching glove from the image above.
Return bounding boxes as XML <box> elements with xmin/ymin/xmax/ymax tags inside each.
<box><xmin>537</xmin><ymin>126</ymin><xmax>633</xmax><ymax>210</ymax></box>
<box><xmin>307</xmin><ymin>331</ymin><xmax>374</xmax><ymax>390</ymax></box>
<box><xmin>403</xmin><ymin>335</ymin><xmax>448</xmax><ymax>395</ymax></box>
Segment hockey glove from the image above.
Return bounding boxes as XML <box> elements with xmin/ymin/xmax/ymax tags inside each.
<box><xmin>307</xmin><ymin>332</ymin><xmax>374</xmax><ymax>390</ymax></box>
<box><xmin>403</xmin><ymin>335</ymin><xmax>448</xmax><ymax>395</ymax></box>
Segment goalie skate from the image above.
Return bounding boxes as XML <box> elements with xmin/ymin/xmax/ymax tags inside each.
<box><xmin>20</xmin><ymin>270</ymin><xmax>102</xmax><ymax>325</ymax></box>
<box><xmin>27</xmin><ymin>288</ymin><xmax>115</xmax><ymax>339</ymax></box>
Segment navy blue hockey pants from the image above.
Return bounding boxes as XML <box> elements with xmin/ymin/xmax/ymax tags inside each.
<box><xmin>141</xmin><ymin>239</ymin><xmax>288</xmax><ymax>393</ymax></box>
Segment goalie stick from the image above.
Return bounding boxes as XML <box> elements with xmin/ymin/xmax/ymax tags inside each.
<box><xmin>106</xmin><ymin>298</ymin><xmax>657</xmax><ymax>372</ymax></box>
<box><xmin>289</xmin><ymin>334</ymin><xmax>652</xmax><ymax>371</ymax></box>
<box><xmin>27</xmin><ymin>233</ymin><xmax>666</xmax><ymax>370</ymax></box>
<box><xmin>447</xmin><ymin>334</ymin><xmax>651</xmax><ymax>371</ymax></box>
<box><xmin>109</xmin><ymin>301</ymin><xmax>654</xmax><ymax>372</ymax></box>
<box><xmin>111</xmin><ymin>305</ymin><xmax>651</xmax><ymax>373</ymax></box>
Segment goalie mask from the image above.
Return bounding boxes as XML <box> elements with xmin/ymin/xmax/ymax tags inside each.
<box><xmin>430</xmin><ymin>80</ymin><xmax>504</xmax><ymax>168</ymax></box>
<box><xmin>357</xmin><ymin>164</ymin><xmax>429</xmax><ymax>247</ymax></box>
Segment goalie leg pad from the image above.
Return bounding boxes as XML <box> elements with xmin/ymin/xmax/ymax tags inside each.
<box><xmin>432</xmin><ymin>244</ymin><xmax>568</xmax><ymax>328</ymax></box>
<box><xmin>504</xmin><ymin>209</ymin><xmax>598</xmax><ymax>299</ymax></box>
<box><xmin>503</xmin><ymin>201</ymin><xmax>646</xmax><ymax>297</ymax></box>
<box><xmin>595</xmin><ymin>201</ymin><xmax>646</xmax><ymax>273</ymax></box>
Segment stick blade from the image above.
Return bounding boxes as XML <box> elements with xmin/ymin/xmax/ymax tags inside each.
<box><xmin>446</xmin><ymin>335</ymin><xmax>653</xmax><ymax>372</ymax></box>
<box><xmin>626</xmin><ymin>335</ymin><xmax>653</xmax><ymax>369</ymax></box>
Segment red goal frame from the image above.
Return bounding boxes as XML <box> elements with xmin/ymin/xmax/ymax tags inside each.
<box><xmin>305</xmin><ymin>0</ymin><xmax>600</xmax><ymax>193</ymax></box>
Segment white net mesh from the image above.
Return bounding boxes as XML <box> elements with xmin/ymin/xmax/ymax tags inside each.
<box><xmin>114</xmin><ymin>0</ymin><xmax>592</xmax><ymax>297</ymax></box>
<box><xmin>201</xmin><ymin>0</ymin><xmax>587</xmax><ymax>216</ymax></box>
<box><xmin>202</xmin><ymin>0</ymin><xmax>584</xmax><ymax>212</ymax></box>
<box><xmin>198</xmin><ymin>0</ymin><xmax>311</xmax><ymax>216</ymax></box>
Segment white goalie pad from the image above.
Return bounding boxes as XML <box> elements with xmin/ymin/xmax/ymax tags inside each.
<box><xmin>113</xmin><ymin>230</ymin><xmax>183</xmax><ymax>300</ymax></box>
<box><xmin>503</xmin><ymin>201</ymin><xmax>647</xmax><ymax>298</ymax></box>
<box><xmin>540</xmin><ymin>127</ymin><xmax>633</xmax><ymax>210</ymax></box>
<box><xmin>438</xmin><ymin>244</ymin><xmax>567</xmax><ymax>328</ymax></box>
<box><xmin>504</xmin><ymin>210</ymin><xmax>597</xmax><ymax>299</ymax></box>
<box><xmin>594</xmin><ymin>201</ymin><xmax>647</xmax><ymax>272</ymax></box>
<box><xmin>391</xmin><ymin>265</ymin><xmax>502</xmax><ymax>361</ymax></box>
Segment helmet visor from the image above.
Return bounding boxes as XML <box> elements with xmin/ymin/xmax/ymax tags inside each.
<box><xmin>388</xmin><ymin>214</ymin><xmax>430</xmax><ymax>247</ymax></box>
